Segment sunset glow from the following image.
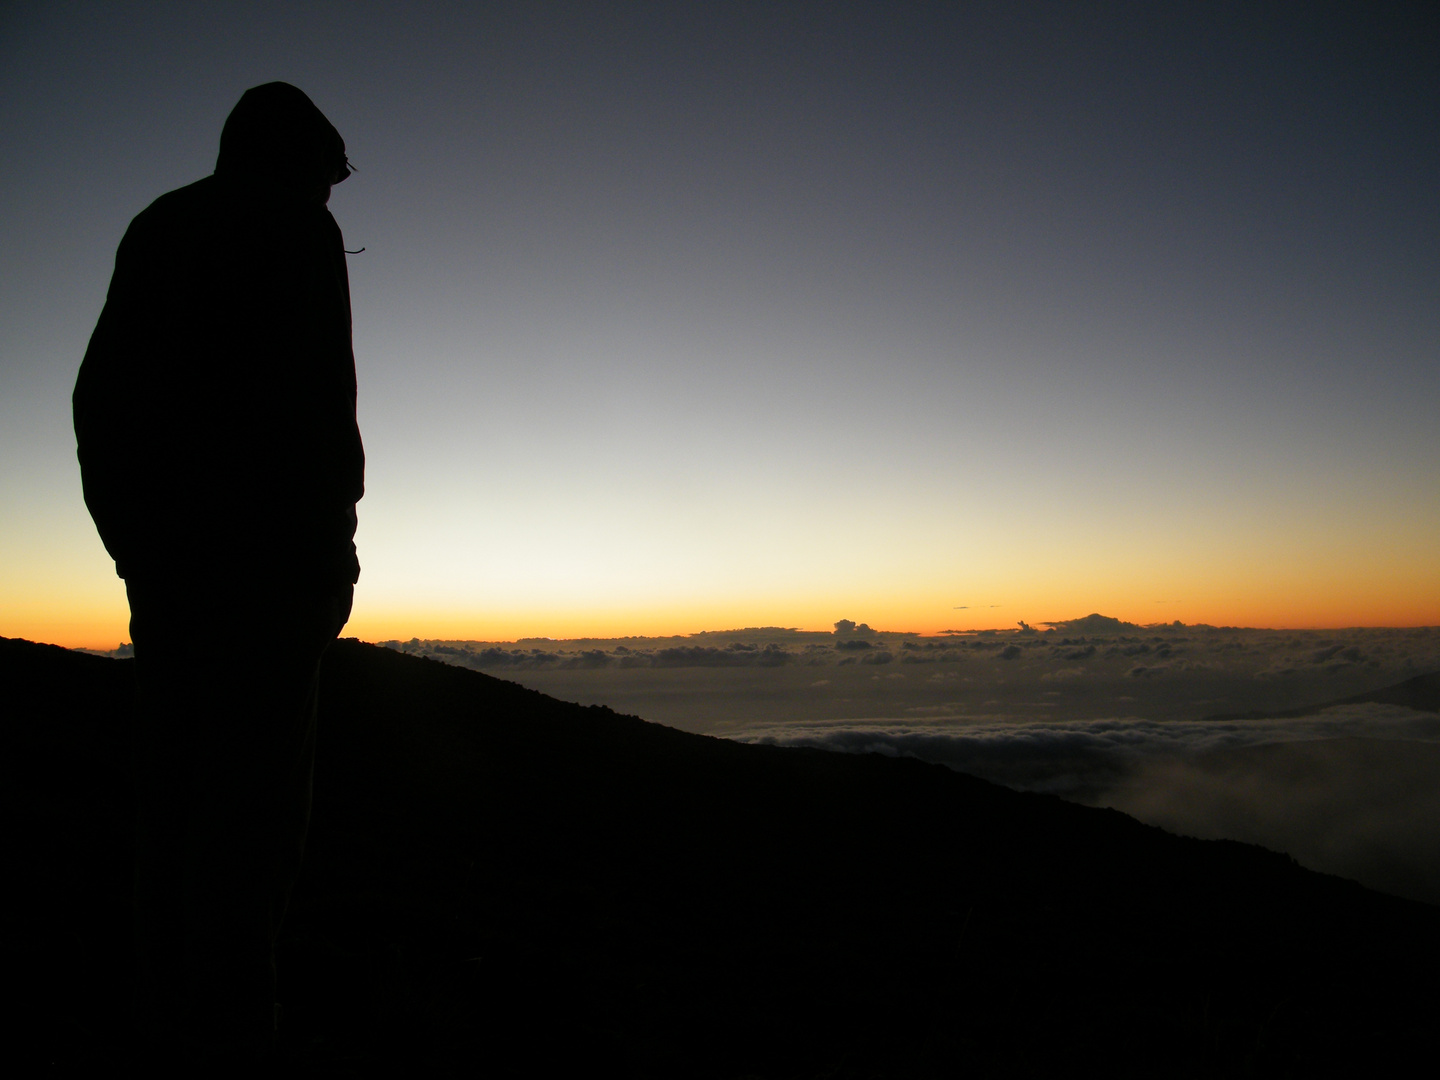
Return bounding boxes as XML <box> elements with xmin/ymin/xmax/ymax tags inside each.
<box><xmin>2</xmin><ymin>3</ymin><xmax>1436</xmax><ymax>651</ymax></box>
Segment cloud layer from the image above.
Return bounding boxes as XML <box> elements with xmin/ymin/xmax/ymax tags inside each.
<box><xmin>382</xmin><ymin>624</ymin><xmax>1440</xmax><ymax>904</ymax></box>
<box><xmin>736</xmin><ymin>704</ymin><xmax>1440</xmax><ymax>905</ymax></box>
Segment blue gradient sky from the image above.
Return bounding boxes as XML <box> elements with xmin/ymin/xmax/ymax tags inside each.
<box><xmin>2</xmin><ymin>1</ymin><xmax>1437</xmax><ymax>646</ymax></box>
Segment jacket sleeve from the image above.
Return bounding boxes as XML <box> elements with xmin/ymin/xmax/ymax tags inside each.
<box><xmin>73</xmin><ymin>214</ymin><xmax>158</xmax><ymax>578</ymax></box>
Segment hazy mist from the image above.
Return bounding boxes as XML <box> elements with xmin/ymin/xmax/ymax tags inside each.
<box><xmin>374</xmin><ymin>622</ymin><xmax>1440</xmax><ymax>904</ymax></box>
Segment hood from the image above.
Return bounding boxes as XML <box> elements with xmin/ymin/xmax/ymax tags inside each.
<box><xmin>215</xmin><ymin>82</ymin><xmax>349</xmax><ymax>197</ymax></box>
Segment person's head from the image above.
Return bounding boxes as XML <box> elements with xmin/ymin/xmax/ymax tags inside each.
<box><xmin>215</xmin><ymin>82</ymin><xmax>350</xmax><ymax>203</ymax></box>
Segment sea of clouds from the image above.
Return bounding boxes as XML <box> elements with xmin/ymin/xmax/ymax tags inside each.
<box><xmin>733</xmin><ymin>703</ymin><xmax>1440</xmax><ymax>797</ymax></box>
<box><xmin>390</xmin><ymin>624</ymin><xmax>1440</xmax><ymax>905</ymax></box>
<box><xmin>735</xmin><ymin>703</ymin><xmax>1440</xmax><ymax>905</ymax></box>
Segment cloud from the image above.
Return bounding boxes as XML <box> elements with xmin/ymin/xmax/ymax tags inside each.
<box><xmin>1312</xmin><ymin>643</ymin><xmax>1365</xmax><ymax>665</ymax></box>
<box><xmin>651</xmin><ymin>645</ymin><xmax>792</xmax><ymax>668</ymax></box>
<box><xmin>1043</xmin><ymin>614</ymin><xmax>1142</xmax><ymax>634</ymax></box>
<box><xmin>733</xmin><ymin>703</ymin><xmax>1440</xmax><ymax>904</ymax></box>
<box><xmin>406</xmin><ymin>639</ymin><xmax>801</xmax><ymax>671</ymax></box>
<box><xmin>386</xmin><ymin>630</ymin><xmax>1440</xmax><ymax>907</ymax></box>
<box><xmin>456</xmin><ymin>646</ymin><xmax>545</xmax><ymax>668</ymax></box>
<box><xmin>1111</xmin><ymin>738</ymin><xmax>1440</xmax><ymax>907</ymax></box>
<box><xmin>570</xmin><ymin>649</ymin><xmax>613</xmax><ymax>669</ymax></box>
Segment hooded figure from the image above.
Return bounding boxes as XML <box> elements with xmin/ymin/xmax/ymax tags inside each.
<box><xmin>73</xmin><ymin>83</ymin><xmax>364</xmax><ymax>1067</ymax></box>
<box><xmin>75</xmin><ymin>81</ymin><xmax>364</xmax><ymax>589</ymax></box>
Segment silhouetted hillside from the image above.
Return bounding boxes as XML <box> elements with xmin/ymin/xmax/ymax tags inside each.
<box><xmin>4</xmin><ymin>635</ymin><xmax>1439</xmax><ymax>1076</ymax></box>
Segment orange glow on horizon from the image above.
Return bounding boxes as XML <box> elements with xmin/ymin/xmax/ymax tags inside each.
<box><xmin>12</xmin><ymin>591</ymin><xmax>1437</xmax><ymax>654</ymax></box>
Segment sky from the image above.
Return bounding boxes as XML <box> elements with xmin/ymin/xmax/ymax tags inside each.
<box><xmin>2</xmin><ymin>1</ymin><xmax>1437</xmax><ymax>649</ymax></box>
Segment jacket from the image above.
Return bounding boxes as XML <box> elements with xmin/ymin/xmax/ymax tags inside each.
<box><xmin>74</xmin><ymin>83</ymin><xmax>364</xmax><ymax>591</ymax></box>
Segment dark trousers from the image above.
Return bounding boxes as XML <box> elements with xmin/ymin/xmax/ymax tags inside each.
<box><xmin>126</xmin><ymin>580</ymin><xmax>350</xmax><ymax>1064</ymax></box>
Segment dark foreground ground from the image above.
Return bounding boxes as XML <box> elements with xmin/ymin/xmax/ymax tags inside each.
<box><xmin>4</xmin><ymin>635</ymin><xmax>1439</xmax><ymax>1076</ymax></box>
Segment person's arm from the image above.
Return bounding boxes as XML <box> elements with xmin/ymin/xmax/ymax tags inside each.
<box><xmin>74</xmin><ymin>216</ymin><xmax>155</xmax><ymax>577</ymax></box>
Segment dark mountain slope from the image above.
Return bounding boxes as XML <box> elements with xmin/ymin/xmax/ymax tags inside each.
<box><xmin>4</xmin><ymin>635</ymin><xmax>1439</xmax><ymax>1076</ymax></box>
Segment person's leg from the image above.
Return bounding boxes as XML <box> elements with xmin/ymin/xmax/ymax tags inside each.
<box><xmin>127</xmin><ymin>582</ymin><xmax>347</xmax><ymax>1065</ymax></box>
<box><xmin>179</xmin><ymin>644</ymin><xmax>320</xmax><ymax>1060</ymax></box>
<box><xmin>130</xmin><ymin>619</ymin><xmax>203</xmax><ymax>1050</ymax></box>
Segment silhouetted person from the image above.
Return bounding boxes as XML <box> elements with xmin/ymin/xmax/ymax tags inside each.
<box><xmin>73</xmin><ymin>82</ymin><xmax>364</xmax><ymax>1068</ymax></box>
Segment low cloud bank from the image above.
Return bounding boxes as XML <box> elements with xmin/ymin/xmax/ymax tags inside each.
<box><xmin>735</xmin><ymin>705</ymin><xmax>1440</xmax><ymax>905</ymax></box>
<box><xmin>389</xmin><ymin>640</ymin><xmax>802</xmax><ymax>669</ymax></box>
<box><xmin>388</xmin><ymin>626</ymin><xmax>1440</xmax><ymax>685</ymax></box>
<box><xmin>735</xmin><ymin>704</ymin><xmax>1440</xmax><ymax>792</ymax></box>
<box><xmin>385</xmin><ymin>626</ymin><xmax>1440</xmax><ymax>902</ymax></box>
<box><xmin>1109</xmin><ymin>737</ymin><xmax>1440</xmax><ymax>908</ymax></box>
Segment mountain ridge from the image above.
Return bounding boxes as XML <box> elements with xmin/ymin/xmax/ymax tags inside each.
<box><xmin>3</xmin><ymin>634</ymin><xmax>1439</xmax><ymax>1075</ymax></box>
